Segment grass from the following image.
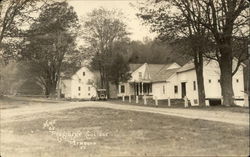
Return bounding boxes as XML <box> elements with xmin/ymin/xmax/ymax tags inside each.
<box><xmin>0</xmin><ymin>96</ymin><xmax>62</xmax><ymax>109</ymax></box>
<box><xmin>1</xmin><ymin>107</ymin><xmax>249</xmax><ymax>157</ymax></box>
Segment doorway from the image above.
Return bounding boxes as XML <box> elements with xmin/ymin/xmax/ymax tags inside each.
<box><xmin>181</xmin><ymin>82</ymin><xmax>186</xmax><ymax>98</ymax></box>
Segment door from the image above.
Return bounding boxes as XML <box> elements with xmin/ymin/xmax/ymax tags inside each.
<box><xmin>181</xmin><ymin>82</ymin><xmax>186</xmax><ymax>98</ymax></box>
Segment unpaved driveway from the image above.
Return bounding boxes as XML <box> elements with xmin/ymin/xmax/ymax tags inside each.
<box><xmin>1</xmin><ymin>101</ymin><xmax>248</xmax><ymax>126</ymax></box>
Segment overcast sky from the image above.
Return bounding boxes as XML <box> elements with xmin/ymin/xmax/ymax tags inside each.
<box><xmin>68</xmin><ymin>0</ymin><xmax>157</xmax><ymax>41</ymax></box>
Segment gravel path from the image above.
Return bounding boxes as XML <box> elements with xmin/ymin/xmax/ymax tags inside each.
<box><xmin>1</xmin><ymin>100</ymin><xmax>249</xmax><ymax>126</ymax></box>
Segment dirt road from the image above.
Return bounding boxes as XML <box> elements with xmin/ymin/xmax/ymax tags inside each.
<box><xmin>1</xmin><ymin>100</ymin><xmax>248</xmax><ymax>126</ymax></box>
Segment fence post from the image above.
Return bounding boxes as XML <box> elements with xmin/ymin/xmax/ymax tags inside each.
<box><xmin>155</xmin><ymin>96</ymin><xmax>158</xmax><ymax>107</ymax></box>
<box><xmin>244</xmin><ymin>93</ymin><xmax>249</xmax><ymax>107</ymax></box>
<box><xmin>184</xmin><ymin>96</ymin><xmax>188</xmax><ymax>108</ymax></box>
<box><xmin>144</xmin><ymin>95</ymin><xmax>147</xmax><ymax>105</ymax></box>
<box><xmin>129</xmin><ymin>95</ymin><xmax>131</xmax><ymax>103</ymax></box>
<box><xmin>136</xmin><ymin>95</ymin><xmax>138</xmax><ymax>104</ymax></box>
<box><xmin>205</xmin><ymin>100</ymin><xmax>210</xmax><ymax>107</ymax></box>
<box><xmin>221</xmin><ymin>96</ymin><xmax>223</xmax><ymax>105</ymax></box>
<box><xmin>168</xmin><ymin>97</ymin><xmax>171</xmax><ymax>107</ymax></box>
<box><xmin>122</xmin><ymin>95</ymin><xmax>125</xmax><ymax>102</ymax></box>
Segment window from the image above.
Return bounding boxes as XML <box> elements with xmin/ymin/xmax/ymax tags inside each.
<box><xmin>78</xmin><ymin>87</ymin><xmax>81</xmax><ymax>91</ymax></box>
<box><xmin>83</xmin><ymin>72</ymin><xmax>85</xmax><ymax>76</ymax></box>
<box><xmin>78</xmin><ymin>93</ymin><xmax>80</xmax><ymax>96</ymax></box>
<box><xmin>174</xmin><ymin>85</ymin><xmax>178</xmax><ymax>94</ymax></box>
<box><xmin>208</xmin><ymin>79</ymin><xmax>211</xmax><ymax>83</ymax></box>
<box><xmin>139</xmin><ymin>72</ymin><xmax>142</xmax><ymax>79</ymax></box>
<box><xmin>193</xmin><ymin>81</ymin><xmax>196</xmax><ymax>91</ymax></box>
<box><xmin>120</xmin><ymin>85</ymin><xmax>125</xmax><ymax>93</ymax></box>
<box><xmin>163</xmin><ymin>85</ymin><xmax>165</xmax><ymax>94</ymax></box>
<box><xmin>88</xmin><ymin>93</ymin><xmax>90</xmax><ymax>96</ymax></box>
<box><xmin>236</xmin><ymin>79</ymin><xmax>239</xmax><ymax>83</ymax></box>
<box><xmin>88</xmin><ymin>86</ymin><xmax>91</xmax><ymax>91</ymax></box>
<box><xmin>218</xmin><ymin>79</ymin><xmax>220</xmax><ymax>83</ymax></box>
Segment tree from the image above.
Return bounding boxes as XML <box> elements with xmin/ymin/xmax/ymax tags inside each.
<box><xmin>128</xmin><ymin>39</ymin><xmax>189</xmax><ymax>65</ymax></box>
<box><xmin>20</xmin><ymin>2</ymin><xmax>79</xmax><ymax>97</ymax></box>
<box><xmin>173</xmin><ymin>0</ymin><xmax>249</xmax><ymax>106</ymax></box>
<box><xmin>138</xmin><ymin>0</ymin><xmax>249</xmax><ymax>106</ymax></box>
<box><xmin>0</xmin><ymin>0</ymin><xmax>50</xmax><ymax>64</ymax></box>
<box><xmin>137</xmin><ymin>1</ymin><xmax>211</xmax><ymax>106</ymax></box>
<box><xmin>108</xmin><ymin>53</ymin><xmax>131</xmax><ymax>86</ymax></box>
<box><xmin>0</xmin><ymin>61</ymin><xmax>26</xmax><ymax>95</ymax></box>
<box><xmin>82</xmin><ymin>8</ymin><xmax>130</xmax><ymax>98</ymax></box>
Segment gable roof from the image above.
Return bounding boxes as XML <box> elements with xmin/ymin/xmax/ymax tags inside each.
<box><xmin>61</xmin><ymin>69</ymin><xmax>79</xmax><ymax>79</ymax></box>
<box><xmin>177</xmin><ymin>57</ymin><xmax>246</xmax><ymax>74</ymax></box>
<box><xmin>61</xmin><ymin>66</ymin><xmax>98</xmax><ymax>80</ymax></box>
<box><xmin>129</xmin><ymin>63</ymin><xmax>180</xmax><ymax>82</ymax></box>
<box><xmin>129</xmin><ymin>64</ymin><xmax>143</xmax><ymax>72</ymax></box>
<box><xmin>152</xmin><ymin>68</ymin><xmax>180</xmax><ymax>82</ymax></box>
<box><xmin>177</xmin><ymin>61</ymin><xmax>195</xmax><ymax>73</ymax></box>
<box><xmin>147</xmin><ymin>64</ymin><xmax>170</xmax><ymax>81</ymax></box>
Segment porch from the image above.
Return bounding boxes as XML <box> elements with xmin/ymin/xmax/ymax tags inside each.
<box><xmin>130</xmin><ymin>82</ymin><xmax>152</xmax><ymax>96</ymax></box>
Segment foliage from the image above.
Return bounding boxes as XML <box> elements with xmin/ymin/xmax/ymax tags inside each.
<box><xmin>82</xmin><ymin>8</ymin><xmax>131</xmax><ymax>96</ymax></box>
<box><xmin>137</xmin><ymin>0</ymin><xmax>249</xmax><ymax>106</ymax></box>
<box><xmin>20</xmin><ymin>1</ymin><xmax>79</xmax><ymax>97</ymax></box>
<box><xmin>0</xmin><ymin>0</ymin><xmax>50</xmax><ymax>64</ymax></box>
<box><xmin>0</xmin><ymin>61</ymin><xmax>27</xmax><ymax>95</ymax></box>
<box><xmin>108</xmin><ymin>53</ymin><xmax>131</xmax><ymax>85</ymax></box>
<box><xmin>136</xmin><ymin>0</ymin><xmax>209</xmax><ymax>106</ymax></box>
<box><xmin>128</xmin><ymin>39</ymin><xmax>190</xmax><ymax>65</ymax></box>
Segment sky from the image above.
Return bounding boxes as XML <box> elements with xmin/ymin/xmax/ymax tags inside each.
<box><xmin>67</xmin><ymin>0</ymin><xmax>157</xmax><ymax>41</ymax></box>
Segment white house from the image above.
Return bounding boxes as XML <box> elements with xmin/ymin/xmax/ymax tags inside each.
<box><xmin>174</xmin><ymin>59</ymin><xmax>246</xmax><ymax>106</ymax></box>
<box><xmin>118</xmin><ymin>59</ymin><xmax>247</xmax><ymax>107</ymax></box>
<box><xmin>117</xmin><ymin>62</ymin><xmax>181</xmax><ymax>99</ymax></box>
<box><xmin>60</xmin><ymin>67</ymin><xmax>98</xmax><ymax>99</ymax></box>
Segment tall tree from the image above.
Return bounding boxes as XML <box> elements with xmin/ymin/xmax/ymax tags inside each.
<box><xmin>82</xmin><ymin>8</ymin><xmax>130</xmax><ymax>98</ymax></box>
<box><xmin>137</xmin><ymin>1</ymin><xmax>211</xmax><ymax>106</ymax></box>
<box><xmin>20</xmin><ymin>2</ymin><xmax>79</xmax><ymax>97</ymax></box>
<box><xmin>0</xmin><ymin>0</ymin><xmax>50</xmax><ymax>63</ymax></box>
<box><xmin>138</xmin><ymin>0</ymin><xmax>249</xmax><ymax>106</ymax></box>
<box><xmin>172</xmin><ymin>0</ymin><xmax>249</xmax><ymax>106</ymax></box>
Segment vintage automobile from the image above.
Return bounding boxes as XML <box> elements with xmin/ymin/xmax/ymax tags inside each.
<box><xmin>96</xmin><ymin>89</ymin><xmax>107</xmax><ymax>100</ymax></box>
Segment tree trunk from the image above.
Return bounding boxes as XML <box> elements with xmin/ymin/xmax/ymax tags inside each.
<box><xmin>194</xmin><ymin>53</ymin><xmax>206</xmax><ymax>106</ymax></box>
<box><xmin>219</xmin><ymin>46</ymin><xmax>235</xmax><ymax>106</ymax></box>
<box><xmin>45</xmin><ymin>86</ymin><xmax>50</xmax><ymax>98</ymax></box>
<box><xmin>57</xmin><ymin>77</ymin><xmax>61</xmax><ymax>99</ymax></box>
<box><xmin>49</xmin><ymin>81</ymin><xmax>57</xmax><ymax>97</ymax></box>
<box><xmin>105</xmin><ymin>73</ymin><xmax>110</xmax><ymax>99</ymax></box>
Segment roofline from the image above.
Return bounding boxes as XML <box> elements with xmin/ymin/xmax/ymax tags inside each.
<box><xmin>177</xmin><ymin>68</ymin><xmax>195</xmax><ymax>73</ymax></box>
<box><xmin>151</xmin><ymin>80</ymin><xmax>167</xmax><ymax>83</ymax></box>
<box><xmin>129</xmin><ymin>63</ymin><xmax>144</xmax><ymax>72</ymax></box>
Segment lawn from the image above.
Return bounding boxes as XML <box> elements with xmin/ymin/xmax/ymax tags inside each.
<box><xmin>1</xmin><ymin>107</ymin><xmax>249</xmax><ymax>157</ymax></box>
<box><xmin>0</xmin><ymin>96</ymin><xmax>62</xmax><ymax>109</ymax></box>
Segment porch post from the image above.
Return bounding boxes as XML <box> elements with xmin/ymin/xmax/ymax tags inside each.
<box><xmin>134</xmin><ymin>82</ymin><xmax>136</xmax><ymax>96</ymax></box>
<box><xmin>139</xmin><ymin>82</ymin><xmax>141</xmax><ymax>95</ymax></box>
<box><xmin>142</xmin><ymin>82</ymin><xmax>144</xmax><ymax>95</ymax></box>
<box><xmin>148</xmin><ymin>84</ymin><xmax>150</xmax><ymax>95</ymax></box>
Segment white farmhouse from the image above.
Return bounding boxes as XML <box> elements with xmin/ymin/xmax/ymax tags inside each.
<box><xmin>118</xmin><ymin>59</ymin><xmax>247</xmax><ymax>107</ymax></box>
<box><xmin>60</xmin><ymin>67</ymin><xmax>98</xmax><ymax>99</ymax></box>
<box><xmin>174</xmin><ymin>59</ymin><xmax>246</xmax><ymax>106</ymax></box>
<box><xmin>117</xmin><ymin>62</ymin><xmax>181</xmax><ymax>99</ymax></box>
